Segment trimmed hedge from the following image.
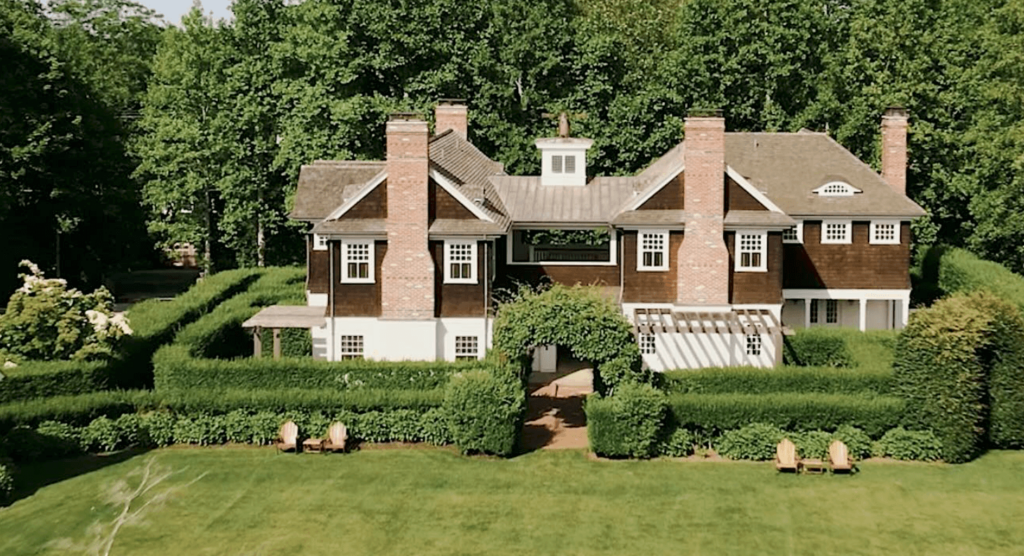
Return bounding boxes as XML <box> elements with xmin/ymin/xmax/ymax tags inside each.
<box><xmin>874</xmin><ymin>427</ymin><xmax>942</xmax><ymax>461</ymax></box>
<box><xmin>0</xmin><ymin>268</ymin><xmax>261</xmax><ymax>404</ymax></box>
<box><xmin>712</xmin><ymin>423</ymin><xmax>874</xmax><ymax>461</ymax></box>
<box><xmin>661</xmin><ymin>366</ymin><xmax>893</xmax><ymax>396</ymax></box>
<box><xmin>894</xmin><ymin>292</ymin><xmax>1024</xmax><ymax>462</ymax></box>
<box><xmin>586</xmin><ymin>383</ymin><xmax>668</xmax><ymax>458</ymax></box>
<box><xmin>0</xmin><ymin>462</ymin><xmax>12</xmax><ymax>501</ymax></box>
<box><xmin>783</xmin><ymin>328</ymin><xmax>854</xmax><ymax>368</ymax></box>
<box><xmin>667</xmin><ymin>393</ymin><xmax>903</xmax><ymax>438</ymax></box>
<box><xmin>443</xmin><ymin>370</ymin><xmax>525</xmax><ymax>456</ymax></box>
<box><xmin>937</xmin><ymin>247</ymin><xmax>1024</xmax><ymax>313</ymax></box>
<box><xmin>154</xmin><ymin>346</ymin><xmax>482</xmax><ymax>392</ymax></box>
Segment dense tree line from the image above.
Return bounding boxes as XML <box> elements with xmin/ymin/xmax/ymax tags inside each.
<box><xmin>3</xmin><ymin>0</ymin><xmax>1024</xmax><ymax>297</ymax></box>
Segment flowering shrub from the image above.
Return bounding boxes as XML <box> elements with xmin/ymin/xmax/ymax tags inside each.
<box><xmin>0</xmin><ymin>261</ymin><xmax>131</xmax><ymax>364</ymax></box>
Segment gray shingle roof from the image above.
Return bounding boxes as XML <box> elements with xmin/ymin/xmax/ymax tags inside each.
<box><xmin>724</xmin><ymin>210</ymin><xmax>797</xmax><ymax>228</ymax></box>
<box><xmin>724</xmin><ymin>132</ymin><xmax>926</xmax><ymax>218</ymax></box>
<box><xmin>429</xmin><ymin>130</ymin><xmax>511</xmax><ymax>230</ymax></box>
<box><xmin>312</xmin><ymin>219</ymin><xmax>386</xmax><ymax>235</ymax></box>
<box><xmin>291</xmin><ymin>161</ymin><xmax>385</xmax><ymax>221</ymax></box>
<box><xmin>611</xmin><ymin>210</ymin><xmax>687</xmax><ymax>226</ymax></box>
<box><xmin>490</xmin><ymin>176</ymin><xmax>637</xmax><ymax>224</ymax></box>
<box><xmin>429</xmin><ymin>219</ymin><xmax>506</xmax><ymax>236</ymax></box>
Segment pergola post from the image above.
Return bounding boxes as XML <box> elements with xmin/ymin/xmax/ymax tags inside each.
<box><xmin>273</xmin><ymin>328</ymin><xmax>282</xmax><ymax>360</ymax></box>
<box><xmin>858</xmin><ymin>298</ymin><xmax>867</xmax><ymax>332</ymax></box>
<box><xmin>254</xmin><ymin>326</ymin><xmax>263</xmax><ymax>358</ymax></box>
<box><xmin>804</xmin><ymin>299</ymin><xmax>812</xmax><ymax>329</ymax></box>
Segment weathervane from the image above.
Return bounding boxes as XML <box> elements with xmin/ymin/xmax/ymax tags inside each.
<box><xmin>542</xmin><ymin>111</ymin><xmax>587</xmax><ymax>138</ymax></box>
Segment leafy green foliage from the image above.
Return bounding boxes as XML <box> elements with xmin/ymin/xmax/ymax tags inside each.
<box><xmin>0</xmin><ymin>462</ymin><xmax>12</xmax><ymax>500</ymax></box>
<box><xmin>832</xmin><ymin>425</ymin><xmax>874</xmax><ymax>460</ymax></box>
<box><xmin>783</xmin><ymin>328</ymin><xmax>854</xmax><ymax>368</ymax></box>
<box><xmin>936</xmin><ymin>247</ymin><xmax>1024</xmax><ymax>315</ymax></box>
<box><xmin>667</xmin><ymin>393</ymin><xmax>903</xmax><ymax>438</ymax></box>
<box><xmin>716</xmin><ymin>423</ymin><xmax>785</xmax><ymax>461</ymax></box>
<box><xmin>656</xmin><ymin>427</ymin><xmax>694</xmax><ymax>458</ymax></box>
<box><xmin>661</xmin><ymin>366</ymin><xmax>892</xmax><ymax>396</ymax></box>
<box><xmin>0</xmin><ymin>362</ymin><xmax>113</xmax><ymax>405</ymax></box>
<box><xmin>492</xmin><ymin>284</ymin><xmax>644</xmax><ymax>392</ymax></box>
<box><xmin>443</xmin><ymin>370</ymin><xmax>525</xmax><ymax>456</ymax></box>
<box><xmin>586</xmin><ymin>383</ymin><xmax>668</xmax><ymax>458</ymax></box>
<box><xmin>874</xmin><ymin>427</ymin><xmax>943</xmax><ymax>461</ymax></box>
<box><xmin>524</xmin><ymin>228</ymin><xmax>610</xmax><ymax>247</ymax></box>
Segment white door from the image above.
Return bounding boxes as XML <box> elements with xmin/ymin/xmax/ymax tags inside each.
<box><xmin>531</xmin><ymin>345</ymin><xmax>557</xmax><ymax>373</ymax></box>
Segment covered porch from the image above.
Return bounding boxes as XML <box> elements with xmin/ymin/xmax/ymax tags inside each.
<box><xmin>781</xmin><ymin>289</ymin><xmax>911</xmax><ymax>332</ymax></box>
<box><xmin>241</xmin><ymin>305</ymin><xmax>326</xmax><ymax>359</ymax></box>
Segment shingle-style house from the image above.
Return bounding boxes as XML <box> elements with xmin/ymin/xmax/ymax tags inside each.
<box><xmin>289</xmin><ymin>101</ymin><xmax>925</xmax><ymax>371</ymax></box>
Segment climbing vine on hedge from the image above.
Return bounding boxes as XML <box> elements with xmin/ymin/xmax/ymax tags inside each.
<box><xmin>492</xmin><ymin>284</ymin><xmax>646</xmax><ymax>393</ymax></box>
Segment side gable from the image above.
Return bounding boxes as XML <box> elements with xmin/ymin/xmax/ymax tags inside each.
<box><xmin>339</xmin><ymin>180</ymin><xmax>387</xmax><ymax>220</ymax></box>
<box><xmin>638</xmin><ymin>174</ymin><xmax>684</xmax><ymax>210</ymax></box>
<box><xmin>725</xmin><ymin>176</ymin><xmax>767</xmax><ymax>212</ymax></box>
<box><xmin>430</xmin><ymin>178</ymin><xmax>477</xmax><ymax>220</ymax></box>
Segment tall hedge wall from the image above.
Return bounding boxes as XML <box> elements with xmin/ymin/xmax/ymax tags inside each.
<box><xmin>937</xmin><ymin>248</ymin><xmax>1024</xmax><ymax>313</ymax></box>
<box><xmin>894</xmin><ymin>292</ymin><xmax>1024</xmax><ymax>462</ymax></box>
<box><xmin>661</xmin><ymin>366</ymin><xmax>893</xmax><ymax>396</ymax></box>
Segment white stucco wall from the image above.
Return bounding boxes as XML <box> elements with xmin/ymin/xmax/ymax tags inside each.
<box><xmin>320</xmin><ymin>316</ymin><xmax>491</xmax><ymax>361</ymax></box>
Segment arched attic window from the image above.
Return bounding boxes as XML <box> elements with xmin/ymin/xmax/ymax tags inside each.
<box><xmin>813</xmin><ymin>181</ymin><xmax>861</xmax><ymax>197</ymax></box>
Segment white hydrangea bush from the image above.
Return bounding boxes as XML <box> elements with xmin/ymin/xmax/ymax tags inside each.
<box><xmin>0</xmin><ymin>261</ymin><xmax>131</xmax><ymax>364</ymax></box>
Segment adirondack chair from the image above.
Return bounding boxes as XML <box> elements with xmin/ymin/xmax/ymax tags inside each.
<box><xmin>829</xmin><ymin>440</ymin><xmax>854</xmax><ymax>473</ymax></box>
<box><xmin>775</xmin><ymin>438</ymin><xmax>800</xmax><ymax>472</ymax></box>
<box><xmin>275</xmin><ymin>420</ymin><xmax>298</xmax><ymax>453</ymax></box>
<box><xmin>323</xmin><ymin>422</ymin><xmax>348</xmax><ymax>453</ymax></box>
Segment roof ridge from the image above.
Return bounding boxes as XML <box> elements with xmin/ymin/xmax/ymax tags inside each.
<box><xmin>429</xmin><ymin>128</ymin><xmax>456</xmax><ymax>142</ymax></box>
<box><xmin>310</xmin><ymin>160</ymin><xmax>385</xmax><ymax>166</ymax></box>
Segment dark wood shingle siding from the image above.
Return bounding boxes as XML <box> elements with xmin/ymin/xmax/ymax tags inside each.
<box><xmin>429</xmin><ymin>179</ymin><xmax>477</xmax><ymax>221</ymax></box>
<box><xmin>431</xmin><ymin>240</ymin><xmax>487</xmax><ymax>317</ymax></box>
<box><xmin>638</xmin><ymin>174</ymin><xmax>684</xmax><ymax>210</ymax></box>
<box><xmin>783</xmin><ymin>222</ymin><xmax>911</xmax><ymax>289</ymax></box>
<box><xmin>341</xmin><ymin>182</ymin><xmax>387</xmax><ymax>219</ymax></box>
<box><xmin>727</xmin><ymin>232</ymin><xmax>784</xmax><ymax>304</ymax></box>
<box><xmin>725</xmin><ymin>176</ymin><xmax>768</xmax><ymax>211</ymax></box>
<box><xmin>621</xmin><ymin>231</ymin><xmax>682</xmax><ymax>303</ymax></box>
<box><xmin>307</xmin><ymin>235</ymin><xmax>329</xmax><ymax>294</ymax></box>
<box><xmin>330</xmin><ymin>241</ymin><xmax>386</xmax><ymax>316</ymax></box>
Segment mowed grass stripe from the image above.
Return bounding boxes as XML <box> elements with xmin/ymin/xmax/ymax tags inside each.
<box><xmin>2</xmin><ymin>448</ymin><xmax>1023</xmax><ymax>555</ymax></box>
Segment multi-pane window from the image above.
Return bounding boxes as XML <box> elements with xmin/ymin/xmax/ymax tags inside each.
<box><xmin>637</xmin><ymin>230</ymin><xmax>669</xmax><ymax>271</ymax></box>
<box><xmin>870</xmin><ymin>221</ymin><xmax>900</xmax><ymax>244</ymax></box>
<box><xmin>815</xmin><ymin>181</ymin><xmax>859</xmax><ymax>196</ymax></box>
<box><xmin>313</xmin><ymin>233</ymin><xmax>329</xmax><ymax>251</ymax></box>
<box><xmin>782</xmin><ymin>222</ymin><xmax>803</xmax><ymax>244</ymax></box>
<box><xmin>639</xmin><ymin>333</ymin><xmax>656</xmax><ymax>355</ymax></box>
<box><xmin>822</xmin><ymin>221</ymin><xmax>851</xmax><ymax>244</ymax></box>
<box><xmin>737</xmin><ymin>231</ymin><xmax>767</xmax><ymax>271</ymax></box>
<box><xmin>564</xmin><ymin>155</ymin><xmax>576</xmax><ymax>174</ymax></box>
<box><xmin>339</xmin><ymin>335</ymin><xmax>364</xmax><ymax>360</ymax></box>
<box><xmin>746</xmin><ymin>334</ymin><xmax>762</xmax><ymax>356</ymax></box>
<box><xmin>551</xmin><ymin>155</ymin><xmax>563</xmax><ymax>174</ymax></box>
<box><xmin>444</xmin><ymin>241</ymin><xmax>477</xmax><ymax>284</ymax></box>
<box><xmin>341</xmin><ymin>240</ymin><xmax>373</xmax><ymax>283</ymax></box>
<box><xmin>454</xmin><ymin>336</ymin><xmax>479</xmax><ymax>360</ymax></box>
<box><xmin>810</xmin><ymin>299</ymin><xmax>819</xmax><ymax>323</ymax></box>
<box><xmin>826</xmin><ymin>299</ymin><xmax>838</xmax><ymax>324</ymax></box>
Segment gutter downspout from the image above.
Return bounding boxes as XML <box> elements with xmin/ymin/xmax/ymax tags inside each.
<box><xmin>483</xmin><ymin>239</ymin><xmax>489</xmax><ymax>357</ymax></box>
<box><xmin>329</xmin><ymin>240</ymin><xmax>335</xmax><ymax>361</ymax></box>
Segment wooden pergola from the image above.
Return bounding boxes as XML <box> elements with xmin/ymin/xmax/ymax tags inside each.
<box><xmin>632</xmin><ymin>308</ymin><xmax>791</xmax><ymax>365</ymax></box>
<box><xmin>242</xmin><ymin>305</ymin><xmax>327</xmax><ymax>359</ymax></box>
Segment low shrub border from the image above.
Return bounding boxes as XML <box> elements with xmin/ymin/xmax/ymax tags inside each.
<box><xmin>0</xmin><ymin>362</ymin><xmax>113</xmax><ymax>405</ymax></box>
<box><xmin>783</xmin><ymin>328</ymin><xmax>854</xmax><ymax>368</ymax></box>
<box><xmin>661</xmin><ymin>366</ymin><xmax>893</xmax><ymax>396</ymax></box>
<box><xmin>586</xmin><ymin>383</ymin><xmax>668</xmax><ymax>458</ymax></box>
<box><xmin>666</xmin><ymin>392</ymin><xmax>903</xmax><ymax>438</ymax></box>
<box><xmin>443</xmin><ymin>370</ymin><xmax>526</xmax><ymax>457</ymax></box>
<box><xmin>873</xmin><ymin>427</ymin><xmax>942</xmax><ymax>461</ymax></box>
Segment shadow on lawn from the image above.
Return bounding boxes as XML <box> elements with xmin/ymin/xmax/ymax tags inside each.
<box><xmin>3</xmin><ymin>448</ymin><xmax>150</xmax><ymax>507</ymax></box>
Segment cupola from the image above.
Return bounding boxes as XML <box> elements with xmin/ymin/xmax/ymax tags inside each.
<box><xmin>536</xmin><ymin>112</ymin><xmax>592</xmax><ymax>187</ymax></box>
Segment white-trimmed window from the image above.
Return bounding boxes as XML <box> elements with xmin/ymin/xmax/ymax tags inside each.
<box><xmin>341</xmin><ymin>240</ymin><xmax>374</xmax><ymax>283</ymax></box>
<box><xmin>825</xmin><ymin>299</ymin><xmax>838</xmax><ymax>324</ymax></box>
<box><xmin>339</xmin><ymin>335</ymin><xmax>364</xmax><ymax>360</ymax></box>
<box><xmin>551</xmin><ymin>155</ymin><xmax>563</xmax><ymax>174</ymax></box>
<box><xmin>821</xmin><ymin>220</ymin><xmax>851</xmax><ymax>244</ymax></box>
<box><xmin>782</xmin><ymin>221</ymin><xmax>803</xmax><ymax>244</ymax></box>
<box><xmin>639</xmin><ymin>333</ymin><xmax>656</xmax><ymax>355</ymax></box>
<box><xmin>813</xmin><ymin>181</ymin><xmax>861</xmax><ymax>196</ymax></box>
<box><xmin>444</xmin><ymin>241</ymin><xmax>477</xmax><ymax>284</ymax></box>
<box><xmin>637</xmin><ymin>230</ymin><xmax>669</xmax><ymax>271</ymax></box>
<box><xmin>454</xmin><ymin>336</ymin><xmax>479</xmax><ymax>360</ymax></box>
<box><xmin>870</xmin><ymin>221</ymin><xmax>900</xmax><ymax>245</ymax></box>
<box><xmin>564</xmin><ymin>155</ymin><xmax>576</xmax><ymax>174</ymax></box>
<box><xmin>746</xmin><ymin>334</ymin><xmax>762</xmax><ymax>356</ymax></box>
<box><xmin>736</xmin><ymin>231</ymin><xmax>767</xmax><ymax>272</ymax></box>
<box><xmin>313</xmin><ymin>233</ymin><xmax>329</xmax><ymax>251</ymax></box>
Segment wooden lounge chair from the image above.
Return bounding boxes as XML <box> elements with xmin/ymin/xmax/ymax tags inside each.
<box><xmin>829</xmin><ymin>440</ymin><xmax>855</xmax><ymax>473</ymax></box>
<box><xmin>275</xmin><ymin>420</ymin><xmax>298</xmax><ymax>453</ymax></box>
<box><xmin>323</xmin><ymin>422</ymin><xmax>348</xmax><ymax>453</ymax></box>
<box><xmin>775</xmin><ymin>438</ymin><xmax>799</xmax><ymax>472</ymax></box>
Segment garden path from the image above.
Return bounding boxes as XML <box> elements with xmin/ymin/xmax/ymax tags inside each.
<box><xmin>521</xmin><ymin>368</ymin><xmax>592</xmax><ymax>451</ymax></box>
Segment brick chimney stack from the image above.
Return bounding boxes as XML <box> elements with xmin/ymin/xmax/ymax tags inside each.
<box><xmin>381</xmin><ymin>113</ymin><xmax>434</xmax><ymax>319</ymax></box>
<box><xmin>677</xmin><ymin>110</ymin><xmax>730</xmax><ymax>307</ymax></box>
<box><xmin>434</xmin><ymin>99</ymin><xmax>468</xmax><ymax>140</ymax></box>
<box><xmin>881</xmin><ymin>106</ymin><xmax>908</xmax><ymax>196</ymax></box>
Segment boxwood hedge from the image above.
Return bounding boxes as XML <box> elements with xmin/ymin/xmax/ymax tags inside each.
<box><xmin>661</xmin><ymin>366</ymin><xmax>893</xmax><ymax>396</ymax></box>
<box><xmin>586</xmin><ymin>383</ymin><xmax>668</xmax><ymax>458</ymax></box>
<box><xmin>783</xmin><ymin>328</ymin><xmax>854</xmax><ymax>368</ymax></box>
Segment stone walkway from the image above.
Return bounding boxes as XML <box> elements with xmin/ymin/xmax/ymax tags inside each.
<box><xmin>521</xmin><ymin>369</ymin><xmax>593</xmax><ymax>451</ymax></box>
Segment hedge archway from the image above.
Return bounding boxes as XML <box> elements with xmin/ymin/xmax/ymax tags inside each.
<box><xmin>491</xmin><ymin>284</ymin><xmax>647</xmax><ymax>393</ymax></box>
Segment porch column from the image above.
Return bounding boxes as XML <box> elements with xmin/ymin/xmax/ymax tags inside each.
<box><xmin>253</xmin><ymin>327</ymin><xmax>263</xmax><ymax>358</ymax></box>
<box><xmin>272</xmin><ymin>328</ymin><xmax>282</xmax><ymax>360</ymax></box>
<box><xmin>858</xmin><ymin>298</ymin><xmax>867</xmax><ymax>332</ymax></box>
<box><xmin>900</xmin><ymin>297</ymin><xmax>910</xmax><ymax>328</ymax></box>
<box><xmin>804</xmin><ymin>299</ymin><xmax>812</xmax><ymax>329</ymax></box>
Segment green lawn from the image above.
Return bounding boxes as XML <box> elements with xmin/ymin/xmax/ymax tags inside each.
<box><xmin>3</xmin><ymin>448</ymin><xmax>1024</xmax><ymax>555</ymax></box>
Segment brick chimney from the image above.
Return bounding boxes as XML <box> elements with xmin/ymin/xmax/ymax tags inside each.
<box><xmin>677</xmin><ymin>110</ymin><xmax>730</xmax><ymax>307</ymax></box>
<box><xmin>434</xmin><ymin>99</ymin><xmax>468</xmax><ymax>140</ymax></box>
<box><xmin>881</xmin><ymin>106</ymin><xmax>908</xmax><ymax>196</ymax></box>
<box><xmin>381</xmin><ymin>113</ymin><xmax>434</xmax><ymax>319</ymax></box>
